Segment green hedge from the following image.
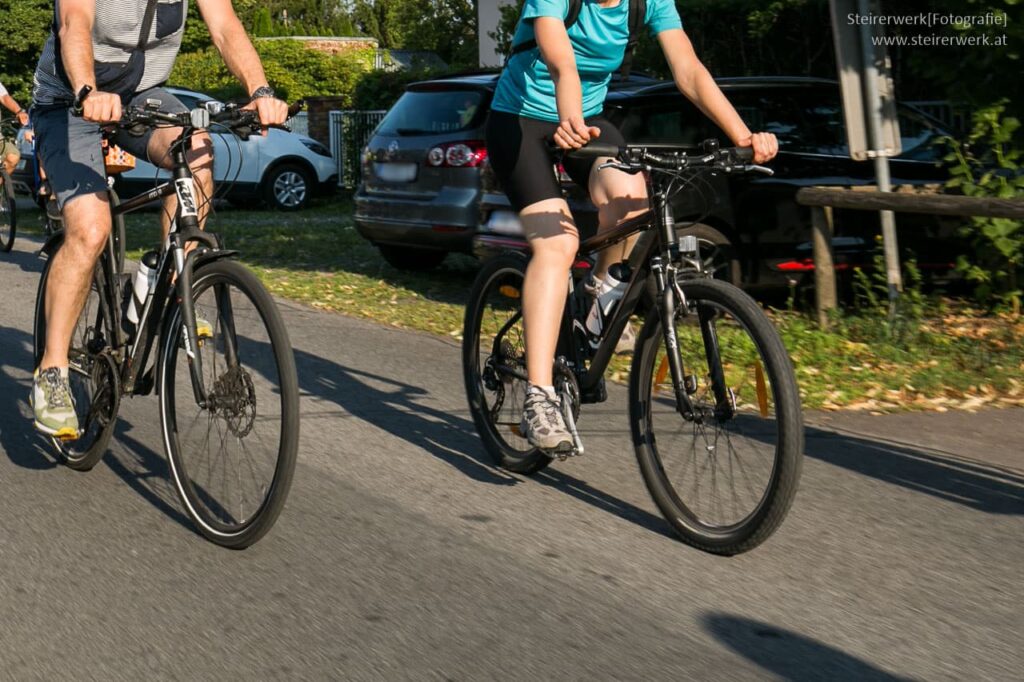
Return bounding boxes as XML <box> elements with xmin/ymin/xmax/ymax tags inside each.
<box><xmin>170</xmin><ymin>39</ymin><xmax>373</xmax><ymax>105</ymax></box>
<box><xmin>351</xmin><ymin>68</ymin><xmax>440</xmax><ymax>110</ymax></box>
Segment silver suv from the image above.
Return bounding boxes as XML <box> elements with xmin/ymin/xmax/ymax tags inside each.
<box><xmin>354</xmin><ymin>74</ymin><xmax>495</xmax><ymax>271</ymax></box>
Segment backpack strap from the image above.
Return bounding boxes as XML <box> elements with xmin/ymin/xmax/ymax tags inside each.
<box><xmin>508</xmin><ymin>0</ymin><xmax>583</xmax><ymax>57</ymax></box>
<box><xmin>137</xmin><ymin>0</ymin><xmax>161</xmax><ymax>50</ymax></box>
<box><xmin>619</xmin><ymin>0</ymin><xmax>646</xmax><ymax>80</ymax></box>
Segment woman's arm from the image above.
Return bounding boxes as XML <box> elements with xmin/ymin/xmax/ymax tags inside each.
<box><xmin>534</xmin><ymin>16</ymin><xmax>600</xmax><ymax>149</ymax></box>
<box><xmin>658</xmin><ymin>28</ymin><xmax>778</xmax><ymax>163</ymax></box>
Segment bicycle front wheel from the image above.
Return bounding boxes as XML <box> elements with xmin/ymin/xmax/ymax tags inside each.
<box><xmin>0</xmin><ymin>171</ymin><xmax>16</xmax><ymax>252</ymax></box>
<box><xmin>158</xmin><ymin>259</ymin><xmax>299</xmax><ymax>549</ymax></box>
<box><xmin>629</xmin><ymin>278</ymin><xmax>803</xmax><ymax>554</ymax></box>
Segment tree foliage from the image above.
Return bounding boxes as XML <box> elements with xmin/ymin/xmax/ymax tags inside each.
<box><xmin>0</xmin><ymin>0</ymin><xmax>52</xmax><ymax>103</ymax></box>
<box><xmin>170</xmin><ymin>39</ymin><xmax>373</xmax><ymax>104</ymax></box>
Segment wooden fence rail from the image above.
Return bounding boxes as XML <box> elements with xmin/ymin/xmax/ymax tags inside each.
<box><xmin>794</xmin><ymin>188</ymin><xmax>1024</xmax><ymax>326</ymax></box>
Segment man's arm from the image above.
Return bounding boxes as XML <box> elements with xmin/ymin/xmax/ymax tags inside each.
<box><xmin>56</xmin><ymin>0</ymin><xmax>121</xmax><ymax>122</ymax></box>
<box><xmin>1</xmin><ymin>93</ymin><xmax>29</xmax><ymax>126</ymax></box>
<box><xmin>197</xmin><ymin>0</ymin><xmax>288</xmax><ymax>127</ymax></box>
<box><xmin>658</xmin><ymin>28</ymin><xmax>778</xmax><ymax>163</ymax></box>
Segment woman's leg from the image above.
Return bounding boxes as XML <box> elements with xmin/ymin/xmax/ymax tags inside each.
<box><xmin>520</xmin><ymin>198</ymin><xmax>578</xmax><ymax>387</ymax></box>
<box><xmin>588</xmin><ymin>162</ymin><xmax>649</xmax><ymax>279</ymax></box>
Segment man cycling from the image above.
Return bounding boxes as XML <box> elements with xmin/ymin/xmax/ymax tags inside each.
<box><xmin>0</xmin><ymin>80</ymin><xmax>30</xmax><ymax>176</ymax></box>
<box><xmin>30</xmin><ymin>0</ymin><xmax>288</xmax><ymax>439</ymax></box>
<box><xmin>487</xmin><ymin>0</ymin><xmax>778</xmax><ymax>451</ymax></box>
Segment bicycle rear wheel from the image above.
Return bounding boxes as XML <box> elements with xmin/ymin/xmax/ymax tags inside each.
<box><xmin>158</xmin><ymin>259</ymin><xmax>298</xmax><ymax>548</ymax></box>
<box><xmin>462</xmin><ymin>252</ymin><xmax>551</xmax><ymax>474</ymax></box>
<box><xmin>630</xmin><ymin>278</ymin><xmax>803</xmax><ymax>554</ymax></box>
<box><xmin>33</xmin><ymin>256</ymin><xmax>120</xmax><ymax>470</ymax></box>
<box><xmin>0</xmin><ymin>171</ymin><xmax>16</xmax><ymax>252</ymax></box>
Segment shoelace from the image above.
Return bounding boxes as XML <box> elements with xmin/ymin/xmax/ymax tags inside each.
<box><xmin>41</xmin><ymin>370</ymin><xmax>72</xmax><ymax>409</ymax></box>
<box><xmin>528</xmin><ymin>394</ymin><xmax>563</xmax><ymax>426</ymax></box>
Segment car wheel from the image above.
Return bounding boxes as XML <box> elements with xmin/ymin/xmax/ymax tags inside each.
<box><xmin>676</xmin><ymin>223</ymin><xmax>742</xmax><ymax>286</ymax></box>
<box><xmin>378</xmin><ymin>245</ymin><xmax>447</xmax><ymax>271</ymax></box>
<box><xmin>264</xmin><ymin>163</ymin><xmax>311</xmax><ymax>211</ymax></box>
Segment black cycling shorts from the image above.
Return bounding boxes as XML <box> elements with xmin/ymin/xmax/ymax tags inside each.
<box><xmin>486</xmin><ymin>110</ymin><xmax>625</xmax><ymax>212</ymax></box>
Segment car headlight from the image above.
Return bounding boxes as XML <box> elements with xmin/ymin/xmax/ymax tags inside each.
<box><xmin>301</xmin><ymin>139</ymin><xmax>333</xmax><ymax>158</ymax></box>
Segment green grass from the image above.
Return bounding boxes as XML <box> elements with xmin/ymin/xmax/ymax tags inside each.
<box><xmin>22</xmin><ymin>197</ymin><xmax>1024</xmax><ymax>412</ymax></box>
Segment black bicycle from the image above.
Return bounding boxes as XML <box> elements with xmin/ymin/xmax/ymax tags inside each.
<box><xmin>463</xmin><ymin>140</ymin><xmax>803</xmax><ymax>555</ymax></box>
<box><xmin>33</xmin><ymin>101</ymin><xmax>299</xmax><ymax>548</ymax></box>
<box><xmin>0</xmin><ymin>121</ymin><xmax>17</xmax><ymax>252</ymax></box>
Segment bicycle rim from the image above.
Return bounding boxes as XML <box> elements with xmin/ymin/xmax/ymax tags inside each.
<box><xmin>634</xmin><ymin>279</ymin><xmax>802</xmax><ymax>548</ymax></box>
<box><xmin>160</xmin><ymin>260</ymin><xmax>298</xmax><ymax>547</ymax></box>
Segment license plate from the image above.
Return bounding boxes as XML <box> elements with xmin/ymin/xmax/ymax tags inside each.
<box><xmin>374</xmin><ymin>162</ymin><xmax>417</xmax><ymax>183</ymax></box>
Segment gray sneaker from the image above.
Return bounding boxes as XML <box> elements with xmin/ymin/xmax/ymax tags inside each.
<box><xmin>31</xmin><ymin>366</ymin><xmax>79</xmax><ymax>440</ymax></box>
<box><xmin>520</xmin><ymin>389</ymin><xmax>573</xmax><ymax>452</ymax></box>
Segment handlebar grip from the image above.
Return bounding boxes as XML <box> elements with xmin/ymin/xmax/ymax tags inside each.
<box><xmin>565</xmin><ymin>142</ymin><xmax>622</xmax><ymax>160</ymax></box>
<box><xmin>732</xmin><ymin>146</ymin><xmax>754</xmax><ymax>163</ymax></box>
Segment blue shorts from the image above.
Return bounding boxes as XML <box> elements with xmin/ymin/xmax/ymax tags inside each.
<box><xmin>32</xmin><ymin>87</ymin><xmax>189</xmax><ymax>209</ymax></box>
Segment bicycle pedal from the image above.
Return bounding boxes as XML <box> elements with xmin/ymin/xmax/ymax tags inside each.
<box><xmin>545</xmin><ymin>442</ymin><xmax>579</xmax><ymax>461</ymax></box>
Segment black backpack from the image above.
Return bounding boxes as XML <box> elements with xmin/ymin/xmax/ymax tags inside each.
<box><xmin>508</xmin><ymin>0</ymin><xmax>648</xmax><ymax>80</ymax></box>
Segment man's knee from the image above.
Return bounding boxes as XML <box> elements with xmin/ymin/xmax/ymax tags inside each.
<box><xmin>187</xmin><ymin>132</ymin><xmax>214</xmax><ymax>173</ymax></box>
<box><xmin>63</xmin><ymin>193</ymin><xmax>112</xmax><ymax>256</ymax></box>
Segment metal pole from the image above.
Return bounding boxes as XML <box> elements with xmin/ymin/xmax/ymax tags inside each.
<box><xmin>857</xmin><ymin>0</ymin><xmax>902</xmax><ymax>300</ymax></box>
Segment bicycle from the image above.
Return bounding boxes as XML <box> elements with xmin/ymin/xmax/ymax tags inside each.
<box><xmin>463</xmin><ymin>140</ymin><xmax>803</xmax><ymax>555</ymax></box>
<box><xmin>33</xmin><ymin>100</ymin><xmax>299</xmax><ymax>548</ymax></box>
<box><xmin>0</xmin><ymin>121</ymin><xmax>17</xmax><ymax>252</ymax></box>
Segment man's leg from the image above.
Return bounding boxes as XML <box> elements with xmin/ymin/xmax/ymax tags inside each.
<box><xmin>41</xmin><ymin>192</ymin><xmax>113</xmax><ymax>370</ymax></box>
<box><xmin>144</xmin><ymin>129</ymin><xmax>215</xmax><ymax>240</ymax></box>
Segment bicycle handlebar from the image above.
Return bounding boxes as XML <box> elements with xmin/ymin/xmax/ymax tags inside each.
<box><xmin>561</xmin><ymin>140</ymin><xmax>767</xmax><ymax>175</ymax></box>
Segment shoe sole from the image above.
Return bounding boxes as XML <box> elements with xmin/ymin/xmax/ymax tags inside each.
<box><xmin>34</xmin><ymin>420</ymin><xmax>81</xmax><ymax>441</ymax></box>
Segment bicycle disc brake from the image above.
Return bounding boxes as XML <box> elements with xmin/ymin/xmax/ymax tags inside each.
<box><xmin>212</xmin><ymin>366</ymin><xmax>257</xmax><ymax>438</ymax></box>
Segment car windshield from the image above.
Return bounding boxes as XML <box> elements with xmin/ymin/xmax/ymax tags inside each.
<box><xmin>377</xmin><ymin>89</ymin><xmax>484</xmax><ymax>136</ymax></box>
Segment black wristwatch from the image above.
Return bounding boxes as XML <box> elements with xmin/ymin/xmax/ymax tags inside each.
<box><xmin>250</xmin><ymin>86</ymin><xmax>276</xmax><ymax>101</ymax></box>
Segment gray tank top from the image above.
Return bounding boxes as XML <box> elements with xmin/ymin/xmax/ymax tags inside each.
<box><xmin>33</xmin><ymin>0</ymin><xmax>189</xmax><ymax>105</ymax></box>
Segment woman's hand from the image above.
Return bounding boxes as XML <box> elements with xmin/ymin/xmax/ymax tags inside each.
<box><xmin>737</xmin><ymin>132</ymin><xmax>778</xmax><ymax>164</ymax></box>
<box><xmin>554</xmin><ymin>115</ymin><xmax>601</xmax><ymax>150</ymax></box>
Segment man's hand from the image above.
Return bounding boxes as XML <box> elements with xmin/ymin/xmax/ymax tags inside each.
<box><xmin>17</xmin><ymin>110</ymin><xmax>29</xmax><ymax>126</ymax></box>
<box><xmin>244</xmin><ymin>95</ymin><xmax>288</xmax><ymax>136</ymax></box>
<box><xmin>554</xmin><ymin>115</ymin><xmax>601</xmax><ymax>150</ymax></box>
<box><xmin>737</xmin><ymin>132</ymin><xmax>779</xmax><ymax>164</ymax></box>
<box><xmin>80</xmin><ymin>90</ymin><xmax>122</xmax><ymax>124</ymax></box>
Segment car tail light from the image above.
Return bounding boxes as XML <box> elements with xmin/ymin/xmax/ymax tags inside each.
<box><xmin>774</xmin><ymin>259</ymin><xmax>816</xmax><ymax>272</ymax></box>
<box><xmin>427</xmin><ymin>141</ymin><xmax>487</xmax><ymax>168</ymax></box>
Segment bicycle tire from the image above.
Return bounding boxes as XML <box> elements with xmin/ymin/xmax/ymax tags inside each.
<box><xmin>629</xmin><ymin>278</ymin><xmax>803</xmax><ymax>554</ymax></box>
<box><xmin>32</xmin><ymin>256</ymin><xmax>120</xmax><ymax>470</ymax></box>
<box><xmin>0</xmin><ymin>171</ymin><xmax>16</xmax><ymax>253</ymax></box>
<box><xmin>463</xmin><ymin>252</ymin><xmax>552</xmax><ymax>474</ymax></box>
<box><xmin>158</xmin><ymin>259</ymin><xmax>299</xmax><ymax>548</ymax></box>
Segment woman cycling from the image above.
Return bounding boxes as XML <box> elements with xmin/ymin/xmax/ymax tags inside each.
<box><xmin>487</xmin><ymin>0</ymin><xmax>779</xmax><ymax>451</ymax></box>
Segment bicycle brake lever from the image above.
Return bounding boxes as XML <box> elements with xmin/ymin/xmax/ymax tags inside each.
<box><xmin>598</xmin><ymin>161</ymin><xmax>642</xmax><ymax>174</ymax></box>
<box><xmin>742</xmin><ymin>164</ymin><xmax>775</xmax><ymax>176</ymax></box>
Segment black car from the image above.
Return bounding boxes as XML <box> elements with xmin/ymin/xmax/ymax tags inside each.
<box><xmin>359</xmin><ymin>73</ymin><xmax>958</xmax><ymax>287</ymax></box>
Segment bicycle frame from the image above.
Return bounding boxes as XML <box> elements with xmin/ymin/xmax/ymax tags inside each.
<box><xmin>558</xmin><ymin>172</ymin><xmax>722</xmax><ymax>421</ymax></box>
<box><xmin>85</xmin><ymin>132</ymin><xmax>231</xmax><ymax>405</ymax></box>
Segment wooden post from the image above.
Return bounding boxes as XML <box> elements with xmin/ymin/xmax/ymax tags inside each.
<box><xmin>812</xmin><ymin>206</ymin><xmax>837</xmax><ymax>328</ymax></box>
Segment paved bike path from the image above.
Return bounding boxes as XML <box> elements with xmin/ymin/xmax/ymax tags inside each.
<box><xmin>0</xmin><ymin>232</ymin><xmax>1020</xmax><ymax>679</ymax></box>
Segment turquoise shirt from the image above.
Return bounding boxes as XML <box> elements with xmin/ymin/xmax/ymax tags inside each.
<box><xmin>491</xmin><ymin>0</ymin><xmax>683</xmax><ymax>123</ymax></box>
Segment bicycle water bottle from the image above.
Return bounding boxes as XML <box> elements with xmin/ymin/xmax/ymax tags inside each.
<box><xmin>585</xmin><ymin>261</ymin><xmax>631</xmax><ymax>339</ymax></box>
<box><xmin>127</xmin><ymin>250</ymin><xmax>159</xmax><ymax>325</ymax></box>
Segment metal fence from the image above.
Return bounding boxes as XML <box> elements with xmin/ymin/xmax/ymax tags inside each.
<box><xmin>328</xmin><ymin>109</ymin><xmax>387</xmax><ymax>189</ymax></box>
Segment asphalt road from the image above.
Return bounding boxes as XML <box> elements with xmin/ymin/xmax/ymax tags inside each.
<box><xmin>0</xmin><ymin>231</ymin><xmax>1021</xmax><ymax>680</ymax></box>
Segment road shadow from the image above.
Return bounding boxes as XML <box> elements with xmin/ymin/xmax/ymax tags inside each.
<box><xmin>703</xmin><ymin>613</ymin><xmax>913</xmax><ymax>681</ymax></box>
<box><xmin>280</xmin><ymin>343</ymin><xmax>676</xmax><ymax>538</ymax></box>
<box><xmin>2</xmin><ymin>229</ymin><xmax>48</xmax><ymax>274</ymax></box>
<box><xmin>0</xmin><ymin>325</ymin><xmax>58</xmax><ymax>469</ymax></box>
<box><xmin>805</xmin><ymin>425</ymin><xmax>1024</xmax><ymax>516</ymax></box>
